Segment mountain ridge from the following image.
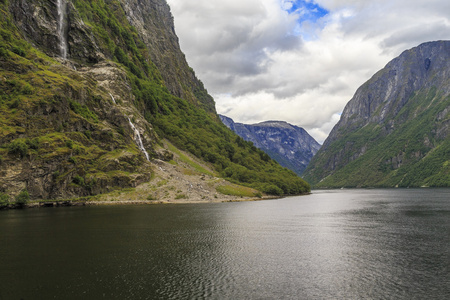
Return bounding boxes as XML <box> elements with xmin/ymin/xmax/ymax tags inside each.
<box><xmin>0</xmin><ymin>0</ymin><xmax>310</xmax><ymax>203</ymax></box>
<box><xmin>219</xmin><ymin>115</ymin><xmax>321</xmax><ymax>175</ymax></box>
<box><xmin>304</xmin><ymin>40</ymin><xmax>450</xmax><ymax>187</ymax></box>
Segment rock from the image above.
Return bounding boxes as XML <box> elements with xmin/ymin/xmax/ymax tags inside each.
<box><xmin>220</xmin><ymin>115</ymin><xmax>321</xmax><ymax>175</ymax></box>
<box><xmin>304</xmin><ymin>41</ymin><xmax>450</xmax><ymax>187</ymax></box>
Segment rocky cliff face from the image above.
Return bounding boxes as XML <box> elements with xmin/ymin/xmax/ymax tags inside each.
<box><xmin>0</xmin><ymin>0</ymin><xmax>309</xmax><ymax>201</ymax></box>
<box><xmin>9</xmin><ymin>0</ymin><xmax>214</xmax><ymax>111</ymax></box>
<box><xmin>304</xmin><ymin>41</ymin><xmax>450</xmax><ymax>187</ymax></box>
<box><xmin>120</xmin><ymin>0</ymin><xmax>215</xmax><ymax>112</ymax></box>
<box><xmin>10</xmin><ymin>0</ymin><xmax>104</xmax><ymax>62</ymax></box>
<box><xmin>0</xmin><ymin>0</ymin><xmax>204</xmax><ymax>199</ymax></box>
<box><xmin>0</xmin><ymin>57</ymin><xmax>156</xmax><ymax>199</ymax></box>
<box><xmin>220</xmin><ymin>115</ymin><xmax>321</xmax><ymax>175</ymax></box>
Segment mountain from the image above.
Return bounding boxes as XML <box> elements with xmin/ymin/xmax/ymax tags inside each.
<box><xmin>219</xmin><ymin>115</ymin><xmax>321</xmax><ymax>175</ymax></box>
<box><xmin>0</xmin><ymin>0</ymin><xmax>309</xmax><ymax>202</ymax></box>
<box><xmin>303</xmin><ymin>41</ymin><xmax>450</xmax><ymax>188</ymax></box>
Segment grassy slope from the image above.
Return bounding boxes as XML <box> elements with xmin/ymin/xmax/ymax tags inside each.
<box><xmin>0</xmin><ymin>0</ymin><xmax>310</xmax><ymax>198</ymax></box>
<box><xmin>71</xmin><ymin>0</ymin><xmax>310</xmax><ymax>196</ymax></box>
<box><xmin>0</xmin><ymin>4</ymin><xmax>152</xmax><ymax>199</ymax></box>
<box><xmin>306</xmin><ymin>88</ymin><xmax>450</xmax><ymax>188</ymax></box>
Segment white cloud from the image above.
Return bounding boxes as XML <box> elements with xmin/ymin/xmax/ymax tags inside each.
<box><xmin>166</xmin><ymin>0</ymin><xmax>450</xmax><ymax>143</ymax></box>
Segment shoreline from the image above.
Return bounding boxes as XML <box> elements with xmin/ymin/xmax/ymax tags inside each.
<box><xmin>1</xmin><ymin>140</ymin><xmax>311</xmax><ymax>211</ymax></box>
<box><xmin>0</xmin><ymin>195</ymin><xmax>288</xmax><ymax>210</ymax></box>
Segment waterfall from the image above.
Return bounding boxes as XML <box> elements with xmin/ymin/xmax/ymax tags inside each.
<box><xmin>127</xmin><ymin>117</ymin><xmax>150</xmax><ymax>161</ymax></box>
<box><xmin>109</xmin><ymin>93</ymin><xmax>116</xmax><ymax>104</ymax></box>
<box><xmin>57</xmin><ymin>0</ymin><xmax>68</xmax><ymax>59</ymax></box>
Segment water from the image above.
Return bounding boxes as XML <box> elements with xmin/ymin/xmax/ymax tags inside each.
<box><xmin>57</xmin><ymin>0</ymin><xmax>68</xmax><ymax>59</ymax></box>
<box><xmin>127</xmin><ymin>117</ymin><xmax>150</xmax><ymax>161</ymax></box>
<box><xmin>110</xmin><ymin>93</ymin><xmax>116</xmax><ymax>104</ymax></box>
<box><xmin>0</xmin><ymin>189</ymin><xmax>449</xmax><ymax>299</ymax></box>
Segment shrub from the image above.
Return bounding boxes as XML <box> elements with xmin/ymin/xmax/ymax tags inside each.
<box><xmin>262</xmin><ymin>184</ymin><xmax>284</xmax><ymax>196</ymax></box>
<box><xmin>73</xmin><ymin>146</ymin><xmax>82</xmax><ymax>155</ymax></box>
<box><xmin>0</xmin><ymin>193</ymin><xmax>9</xmax><ymax>207</ymax></box>
<box><xmin>254</xmin><ymin>192</ymin><xmax>263</xmax><ymax>198</ymax></box>
<box><xmin>26</xmin><ymin>138</ymin><xmax>39</xmax><ymax>150</ymax></box>
<box><xmin>11</xmin><ymin>46</ymin><xmax>26</xmax><ymax>57</ymax></box>
<box><xmin>146</xmin><ymin>195</ymin><xmax>157</xmax><ymax>200</ymax></box>
<box><xmin>8</xmin><ymin>140</ymin><xmax>28</xmax><ymax>158</ymax></box>
<box><xmin>8</xmin><ymin>98</ymin><xmax>20</xmax><ymax>109</ymax></box>
<box><xmin>15</xmin><ymin>189</ymin><xmax>29</xmax><ymax>206</ymax></box>
<box><xmin>73</xmin><ymin>175</ymin><xmax>84</xmax><ymax>186</ymax></box>
<box><xmin>65</xmin><ymin>139</ymin><xmax>74</xmax><ymax>149</ymax></box>
<box><xmin>0</xmin><ymin>47</ymin><xmax>9</xmax><ymax>58</ymax></box>
<box><xmin>22</xmin><ymin>83</ymin><xmax>33</xmax><ymax>95</ymax></box>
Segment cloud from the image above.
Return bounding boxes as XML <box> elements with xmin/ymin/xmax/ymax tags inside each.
<box><xmin>166</xmin><ymin>0</ymin><xmax>450</xmax><ymax>143</ymax></box>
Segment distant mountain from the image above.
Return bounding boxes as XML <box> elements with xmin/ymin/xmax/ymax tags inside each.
<box><xmin>303</xmin><ymin>41</ymin><xmax>450</xmax><ymax>188</ymax></box>
<box><xmin>219</xmin><ymin>115</ymin><xmax>321</xmax><ymax>175</ymax></box>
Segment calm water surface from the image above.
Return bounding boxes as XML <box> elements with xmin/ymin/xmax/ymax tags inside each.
<box><xmin>0</xmin><ymin>189</ymin><xmax>449</xmax><ymax>299</ymax></box>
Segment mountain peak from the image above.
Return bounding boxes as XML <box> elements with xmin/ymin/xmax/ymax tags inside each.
<box><xmin>254</xmin><ymin>120</ymin><xmax>295</xmax><ymax>129</ymax></box>
<box><xmin>219</xmin><ymin>115</ymin><xmax>321</xmax><ymax>175</ymax></box>
<box><xmin>304</xmin><ymin>40</ymin><xmax>450</xmax><ymax>187</ymax></box>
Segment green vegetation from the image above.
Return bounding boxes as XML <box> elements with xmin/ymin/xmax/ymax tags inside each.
<box><xmin>69</xmin><ymin>101</ymin><xmax>99</xmax><ymax>123</ymax></box>
<box><xmin>72</xmin><ymin>0</ymin><xmax>161</xmax><ymax>81</ymax></box>
<box><xmin>216</xmin><ymin>184</ymin><xmax>261</xmax><ymax>198</ymax></box>
<box><xmin>165</xmin><ymin>142</ymin><xmax>215</xmax><ymax>177</ymax></box>
<box><xmin>305</xmin><ymin>88</ymin><xmax>450</xmax><ymax>188</ymax></box>
<box><xmin>174</xmin><ymin>193</ymin><xmax>187</xmax><ymax>200</ymax></box>
<box><xmin>69</xmin><ymin>0</ymin><xmax>309</xmax><ymax>195</ymax></box>
<box><xmin>146</xmin><ymin>194</ymin><xmax>157</xmax><ymax>201</ymax></box>
<box><xmin>0</xmin><ymin>192</ymin><xmax>9</xmax><ymax>207</ymax></box>
<box><xmin>15</xmin><ymin>189</ymin><xmax>29</xmax><ymax>206</ymax></box>
<box><xmin>0</xmin><ymin>0</ymin><xmax>309</xmax><ymax>201</ymax></box>
<box><xmin>8</xmin><ymin>139</ymin><xmax>28</xmax><ymax>158</ymax></box>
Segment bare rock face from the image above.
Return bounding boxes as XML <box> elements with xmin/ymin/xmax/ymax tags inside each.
<box><xmin>120</xmin><ymin>0</ymin><xmax>216</xmax><ymax>112</ymax></box>
<box><xmin>304</xmin><ymin>41</ymin><xmax>450</xmax><ymax>188</ymax></box>
<box><xmin>10</xmin><ymin>0</ymin><xmax>60</xmax><ymax>54</ymax></box>
<box><xmin>66</xmin><ymin>4</ymin><xmax>105</xmax><ymax>63</ymax></box>
<box><xmin>220</xmin><ymin>115</ymin><xmax>321</xmax><ymax>175</ymax></box>
<box><xmin>10</xmin><ymin>0</ymin><xmax>104</xmax><ymax>62</ymax></box>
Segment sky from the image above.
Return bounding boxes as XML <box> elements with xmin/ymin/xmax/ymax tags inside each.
<box><xmin>166</xmin><ymin>0</ymin><xmax>450</xmax><ymax>143</ymax></box>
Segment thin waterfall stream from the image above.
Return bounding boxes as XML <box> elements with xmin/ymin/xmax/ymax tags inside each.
<box><xmin>128</xmin><ymin>117</ymin><xmax>150</xmax><ymax>161</ymax></box>
<box><xmin>57</xmin><ymin>0</ymin><xmax>68</xmax><ymax>59</ymax></box>
<box><xmin>109</xmin><ymin>93</ymin><xmax>116</xmax><ymax>104</ymax></box>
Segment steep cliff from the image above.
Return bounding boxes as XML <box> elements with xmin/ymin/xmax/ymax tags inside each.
<box><xmin>0</xmin><ymin>0</ymin><xmax>309</xmax><ymax>202</ymax></box>
<box><xmin>304</xmin><ymin>41</ymin><xmax>450</xmax><ymax>187</ymax></box>
<box><xmin>220</xmin><ymin>115</ymin><xmax>321</xmax><ymax>175</ymax></box>
<box><xmin>120</xmin><ymin>0</ymin><xmax>215</xmax><ymax>112</ymax></box>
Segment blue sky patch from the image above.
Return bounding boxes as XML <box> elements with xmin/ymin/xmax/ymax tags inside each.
<box><xmin>284</xmin><ymin>0</ymin><xmax>329</xmax><ymax>23</ymax></box>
